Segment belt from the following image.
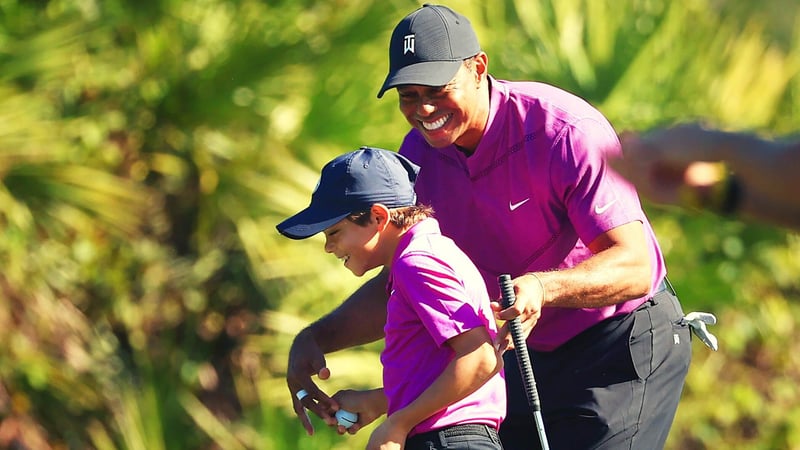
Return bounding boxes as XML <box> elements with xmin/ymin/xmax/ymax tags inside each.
<box><xmin>406</xmin><ymin>424</ymin><xmax>499</xmax><ymax>448</ymax></box>
<box><xmin>636</xmin><ymin>277</ymin><xmax>675</xmax><ymax>311</ymax></box>
<box><xmin>655</xmin><ymin>278</ymin><xmax>673</xmax><ymax>295</ymax></box>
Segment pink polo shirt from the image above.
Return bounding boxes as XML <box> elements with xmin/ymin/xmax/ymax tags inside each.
<box><xmin>399</xmin><ymin>77</ymin><xmax>666</xmax><ymax>351</ymax></box>
<box><xmin>383</xmin><ymin>218</ymin><xmax>506</xmax><ymax>435</ymax></box>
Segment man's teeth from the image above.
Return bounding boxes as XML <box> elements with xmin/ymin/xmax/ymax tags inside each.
<box><xmin>422</xmin><ymin>114</ymin><xmax>449</xmax><ymax>131</ymax></box>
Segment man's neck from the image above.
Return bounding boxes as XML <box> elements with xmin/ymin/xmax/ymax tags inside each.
<box><xmin>456</xmin><ymin>79</ymin><xmax>492</xmax><ymax>157</ymax></box>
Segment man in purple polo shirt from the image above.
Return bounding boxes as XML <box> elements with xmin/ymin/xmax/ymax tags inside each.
<box><xmin>286</xmin><ymin>4</ymin><xmax>693</xmax><ymax>449</ymax></box>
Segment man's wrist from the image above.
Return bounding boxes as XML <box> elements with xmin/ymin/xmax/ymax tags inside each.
<box><xmin>679</xmin><ymin>172</ymin><xmax>742</xmax><ymax>216</ymax></box>
<box><xmin>527</xmin><ymin>272</ymin><xmax>547</xmax><ymax>306</ymax></box>
<box><xmin>678</xmin><ymin>165</ymin><xmax>742</xmax><ymax>216</ymax></box>
<box><xmin>295</xmin><ymin>324</ymin><xmax>324</xmax><ymax>350</ymax></box>
<box><xmin>715</xmin><ymin>173</ymin><xmax>742</xmax><ymax>216</ymax></box>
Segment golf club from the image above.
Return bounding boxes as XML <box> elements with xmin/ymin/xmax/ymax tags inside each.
<box><xmin>498</xmin><ymin>274</ymin><xmax>549</xmax><ymax>450</ymax></box>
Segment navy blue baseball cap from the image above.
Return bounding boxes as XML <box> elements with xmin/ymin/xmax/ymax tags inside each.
<box><xmin>378</xmin><ymin>4</ymin><xmax>481</xmax><ymax>98</ymax></box>
<box><xmin>276</xmin><ymin>147</ymin><xmax>420</xmax><ymax>240</ymax></box>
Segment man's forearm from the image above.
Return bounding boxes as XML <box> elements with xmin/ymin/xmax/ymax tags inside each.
<box><xmin>536</xmin><ymin>256</ymin><xmax>649</xmax><ymax>309</ymax></box>
<box><xmin>537</xmin><ymin>222</ymin><xmax>652</xmax><ymax>309</ymax></box>
<box><xmin>734</xmin><ymin>139</ymin><xmax>800</xmax><ymax>225</ymax></box>
<box><xmin>307</xmin><ymin>269</ymin><xmax>390</xmax><ymax>353</ymax></box>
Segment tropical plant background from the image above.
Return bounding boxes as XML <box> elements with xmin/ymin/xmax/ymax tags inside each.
<box><xmin>1</xmin><ymin>0</ymin><xmax>799</xmax><ymax>449</ymax></box>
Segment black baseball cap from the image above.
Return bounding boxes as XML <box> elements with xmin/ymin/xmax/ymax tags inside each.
<box><xmin>276</xmin><ymin>147</ymin><xmax>420</xmax><ymax>240</ymax></box>
<box><xmin>377</xmin><ymin>4</ymin><xmax>481</xmax><ymax>98</ymax></box>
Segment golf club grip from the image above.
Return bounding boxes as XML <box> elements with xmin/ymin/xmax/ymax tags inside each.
<box><xmin>498</xmin><ymin>274</ymin><xmax>542</xmax><ymax>412</ymax></box>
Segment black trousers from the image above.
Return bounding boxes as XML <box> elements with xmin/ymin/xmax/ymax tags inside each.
<box><xmin>499</xmin><ymin>288</ymin><xmax>692</xmax><ymax>450</ymax></box>
<box><xmin>406</xmin><ymin>424</ymin><xmax>503</xmax><ymax>450</ymax></box>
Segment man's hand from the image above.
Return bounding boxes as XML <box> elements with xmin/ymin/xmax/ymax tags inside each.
<box><xmin>492</xmin><ymin>273</ymin><xmax>545</xmax><ymax>352</ymax></box>
<box><xmin>286</xmin><ymin>329</ymin><xmax>339</xmax><ymax>435</ymax></box>
<box><xmin>285</xmin><ymin>270</ymin><xmax>391</xmax><ymax>435</ymax></box>
<box><xmin>614</xmin><ymin>126</ymin><xmax>728</xmax><ymax>208</ymax></box>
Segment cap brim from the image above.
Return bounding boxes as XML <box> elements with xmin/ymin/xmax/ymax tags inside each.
<box><xmin>377</xmin><ymin>60</ymin><xmax>463</xmax><ymax>98</ymax></box>
<box><xmin>276</xmin><ymin>207</ymin><xmax>351</xmax><ymax>240</ymax></box>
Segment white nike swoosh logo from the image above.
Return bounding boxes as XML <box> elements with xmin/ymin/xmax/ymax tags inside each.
<box><xmin>509</xmin><ymin>198</ymin><xmax>530</xmax><ymax>211</ymax></box>
<box><xmin>594</xmin><ymin>199</ymin><xmax>617</xmax><ymax>214</ymax></box>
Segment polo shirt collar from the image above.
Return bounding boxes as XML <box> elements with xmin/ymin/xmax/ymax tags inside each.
<box><xmin>464</xmin><ymin>76</ymin><xmax>508</xmax><ymax>175</ymax></box>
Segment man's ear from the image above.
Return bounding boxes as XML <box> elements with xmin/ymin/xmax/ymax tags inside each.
<box><xmin>474</xmin><ymin>52</ymin><xmax>489</xmax><ymax>82</ymax></box>
<box><xmin>371</xmin><ymin>204</ymin><xmax>391</xmax><ymax>229</ymax></box>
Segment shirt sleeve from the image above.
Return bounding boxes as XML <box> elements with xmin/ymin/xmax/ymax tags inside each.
<box><xmin>392</xmin><ymin>252</ymin><xmax>485</xmax><ymax>347</ymax></box>
<box><xmin>550</xmin><ymin>117</ymin><xmax>644</xmax><ymax>245</ymax></box>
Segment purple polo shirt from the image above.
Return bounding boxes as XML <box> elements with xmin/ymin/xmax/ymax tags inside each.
<box><xmin>399</xmin><ymin>77</ymin><xmax>666</xmax><ymax>351</ymax></box>
<box><xmin>383</xmin><ymin>218</ymin><xmax>506</xmax><ymax>435</ymax></box>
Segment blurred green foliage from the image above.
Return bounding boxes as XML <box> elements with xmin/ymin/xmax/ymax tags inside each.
<box><xmin>0</xmin><ymin>0</ymin><xmax>798</xmax><ymax>449</ymax></box>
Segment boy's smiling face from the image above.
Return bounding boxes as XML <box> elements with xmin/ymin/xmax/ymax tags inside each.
<box><xmin>323</xmin><ymin>209</ymin><xmax>384</xmax><ymax>277</ymax></box>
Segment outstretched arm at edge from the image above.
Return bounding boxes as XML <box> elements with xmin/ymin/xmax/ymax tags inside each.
<box><xmin>287</xmin><ymin>268</ymin><xmax>390</xmax><ymax>435</ymax></box>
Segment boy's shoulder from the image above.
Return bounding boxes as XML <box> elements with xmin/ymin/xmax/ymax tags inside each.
<box><xmin>392</xmin><ymin>221</ymin><xmax>474</xmax><ymax>281</ymax></box>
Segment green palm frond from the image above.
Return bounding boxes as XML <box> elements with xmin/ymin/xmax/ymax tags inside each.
<box><xmin>2</xmin><ymin>163</ymin><xmax>152</xmax><ymax>236</ymax></box>
<box><xmin>0</xmin><ymin>20</ymin><xmax>92</xmax><ymax>82</ymax></box>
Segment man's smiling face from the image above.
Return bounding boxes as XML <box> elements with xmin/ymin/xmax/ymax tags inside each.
<box><xmin>396</xmin><ymin>57</ymin><xmax>487</xmax><ymax>153</ymax></box>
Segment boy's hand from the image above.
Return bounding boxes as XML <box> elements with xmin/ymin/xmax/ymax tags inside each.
<box><xmin>331</xmin><ymin>388</ymin><xmax>387</xmax><ymax>435</ymax></box>
<box><xmin>366</xmin><ymin>416</ymin><xmax>408</xmax><ymax>450</ymax></box>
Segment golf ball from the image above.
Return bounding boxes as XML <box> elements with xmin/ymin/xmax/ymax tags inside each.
<box><xmin>335</xmin><ymin>409</ymin><xmax>358</xmax><ymax>428</ymax></box>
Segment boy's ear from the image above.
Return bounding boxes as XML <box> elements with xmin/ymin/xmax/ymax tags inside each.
<box><xmin>371</xmin><ymin>204</ymin><xmax>391</xmax><ymax>229</ymax></box>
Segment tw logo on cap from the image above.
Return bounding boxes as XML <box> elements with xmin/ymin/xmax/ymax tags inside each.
<box><xmin>403</xmin><ymin>34</ymin><xmax>415</xmax><ymax>55</ymax></box>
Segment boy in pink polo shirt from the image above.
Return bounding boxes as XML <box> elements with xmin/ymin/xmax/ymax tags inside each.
<box><xmin>277</xmin><ymin>147</ymin><xmax>505</xmax><ymax>450</ymax></box>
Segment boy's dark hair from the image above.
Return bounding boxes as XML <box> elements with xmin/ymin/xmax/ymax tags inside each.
<box><xmin>348</xmin><ymin>205</ymin><xmax>434</xmax><ymax>228</ymax></box>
